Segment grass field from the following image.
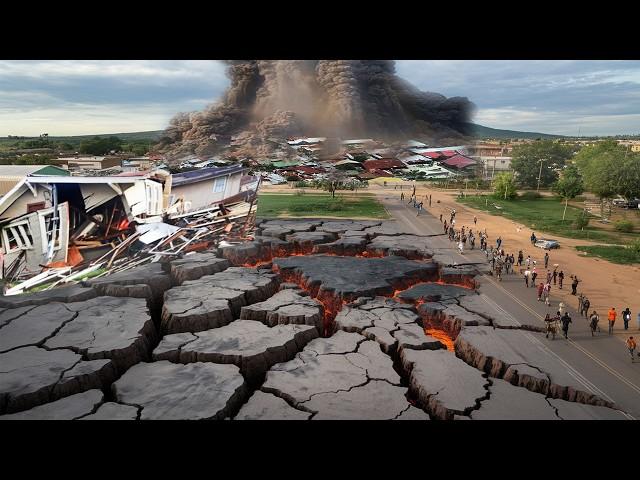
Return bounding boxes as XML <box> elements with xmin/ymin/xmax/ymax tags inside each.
<box><xmin>575</xmin><ymin>245</ymin><xmax>640</xmax><ymax>265</ymax></box>
<box><xmin>257</xmin><ymin>193</ymin><xmax>389</xmax><ymax>219</ymax></box>
<box><xmin>457</xmin><ymin>195</ymin><xmax>639</xmax><ymax>244</ymax></box>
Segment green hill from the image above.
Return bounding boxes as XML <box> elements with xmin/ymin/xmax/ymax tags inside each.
<box><xmin>467</xmin><ymin>123</ymin><xmax>564</xmax><ymax>140</ymax></box>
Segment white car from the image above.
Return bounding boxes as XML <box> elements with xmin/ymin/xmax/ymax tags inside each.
<box><xmin>535</xmin><ymin>239</ymin><xmax>560</xmax><ymax>250</ymax></box>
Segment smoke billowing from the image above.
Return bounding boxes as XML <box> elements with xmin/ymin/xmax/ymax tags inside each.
<box><xmin>156</xmin><ymin>60</ymin><xmax>475</xmax><ymax>159</ymax></box>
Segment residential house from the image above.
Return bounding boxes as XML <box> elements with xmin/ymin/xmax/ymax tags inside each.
<box><xmin>0</xmin><ymin>165</ymin><xmax>69</xmax><ymax>196</ymax></box>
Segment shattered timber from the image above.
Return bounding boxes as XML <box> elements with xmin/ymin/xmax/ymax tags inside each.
<box><xmin>0</xmin><ymin>216</ymin><xmax>628</xmax><ymax>420</ymax></box>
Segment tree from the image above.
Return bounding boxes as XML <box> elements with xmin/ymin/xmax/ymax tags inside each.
<box><xmin>79</xmin><ymin>136</ymin><xmax>122</xmax><ymax>155</ymax></box>
<box><xmin>574</xmin><ymin>140</ymin><xmax>640</xmax><ymax>218</ymax></box>
<box><xmin>319</xmin><ymin>171</ymin><xmax>349</xmax><ymax>198</ymax></box>
<box><xmin>492</xmin><ymin>172</ymin><xmax>517</xmax><ymax>200</ymax></box>
<box><xmin>552</xmin><ymin>164</ymin><xmax>584</xmax><ymax>220</ymax></box>
<box><xmin>510</xmin><ymin>140</ymin><xmax>573</xmax><ymax>188</ymax></box>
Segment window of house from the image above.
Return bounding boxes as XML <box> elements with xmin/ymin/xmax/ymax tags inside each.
<box><xmin>39</xmin><ymin>211</ymin><xmax>61</xmax><ymax>253</ymax></box>
<box><xmin>213</xmin><ymin>176</ymin><xmax>227</xmax><ymax>193</ymax></box>
<box><xmin>2</xmin><ymin>220</ymin><xmax>34</xmax><ymax>253</ymax></box>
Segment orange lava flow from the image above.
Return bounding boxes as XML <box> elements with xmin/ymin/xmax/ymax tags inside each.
<box><xmin>425</xmin><ymin>328</ymin><xmax>455</xmax><ymax>352</ymax></box>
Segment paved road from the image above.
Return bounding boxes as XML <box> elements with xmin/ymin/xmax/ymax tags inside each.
<box><xmin>380</xmin><ymin>192</ymin><xmax>640</xmax><ymax>418</ymax></box>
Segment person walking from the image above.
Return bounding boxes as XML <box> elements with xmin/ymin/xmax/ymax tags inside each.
<box><xmin>517</xmin><ymin>250</ymin><xmax>523</xmax><ymax>267</ymax></box>
<box><xmin>558</xmin><ymin>270</ymin><xmax>565</xmax><ymax>289</ymax></box>
<box><xmin>495</xmin><ymin>260</ymin><xmax>503</xmax><ymax>281</ymax></box>
<box><xmin>429</xmin><ymin>194</ymin><xmax>432</xmax><ymax>207</ymax></box>
<box><xmin>474</xmin><ymin>215</ymin><xmax>477</xmax><ymax>225</ymax></box>
<box><xmin>571</xmin><ymin>275</ymin><xmax>580</xmax><ymax>295</ymax></box>
<box><xmin>439</xmin><ymin>213</ymin><xmax>443</xmax><ymax>223</ymax></box>
<box><xmin>546</xmin><ymin>270</ymin><xmax>552</xmax><ymax>284</ymax></box>
<box><xmin>552</xmin><ymin>267</ymin><xmax>558</xmax><ymax>285</ymax></box>
<box><xmin>543</xmin><ymin>282</ymin><xmax>551</xmax><ymax>305</ymax></box>
<box><xmin>496</xmin><ymin>236</ymin><xmax>502</xmax><ymax>249</ymax></box>
<box><xmin>637</xmin><ymin>311</ymin><xmax>640</xmax><ymax>331</ymax></box>
<box><xmin>578</xmin><ymin>293</ymin><xmax>584</xmax><ymax>315</ymax></box>
<box><xmin>558</xmin><ymin>301</ymin><xmax>566</xmax><ymax>316</ymax></box>
<box><xmin>544</xmin><ymin>252</ymin><xmax>549</xmax><ymax>269</ymax></box>
<box><xmin>589</xmin><ymin>310</ymin><xmax>600</xmax><ymax>336</ymax></box>
<box><xmin>458</xmin><ymin>240</ymin><xmax>464</xmax><ymax>255</ymax></box>
<box><xmin>561</xmin><ymin>312</ymin><xmax>572</xmax><ymax>339</ymax></box>
<box><xmin>622</xmin><ymin>307</ymin><xmax>631</xmax><ymax>330</ymax></box>
<box><xmin>531</xmin><ymin>232</ymin><xmax>537</xmax><ymax>245</ymax></box>
<box><xmin>582</xmin><ymin>297</ymin><xmax>590</xmax><ymax>318</ymax></box>
<box><xmin>626</xmin><ymin>336</ymin><xmax>637</xmax><ymax>362</ymax></box>
<box><xmin>524</xmin><ymin>268</ymin><xmax>531</xmax><ymax>287</ymax></box>
<box><xmin>400</xmin><ymin>192</ymin><xmax>405</xmax><ymax>201</ymax></box>
<box><xmin>608</xmin><ymin>307</ymin><xmax>617</xmax><ymax>335</ymax></box>
<box><xmin>537</xmin><ymin>282</ymin><xmax>544</xmax><ymax>301</ymax></box>
<box><xmin>526</xmin><ymin>256</ymin><xmax>531</xmax><ymax>269</ymax></box>
<box><xmin>417</xmin><ymin>201</ymin><xmax>423</xmax><ymax>216</ymax></box>
<box><xmin>531</xmin><ymin>267</ymin><xmax>538</xmax><ymax>287</ymax></box>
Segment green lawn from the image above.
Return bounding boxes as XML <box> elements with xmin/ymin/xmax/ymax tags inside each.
<box><xmin>457</xmin><ymin>195</ymin><xmax>638</xmax><ymax>244</ymax></box>
<box><xmin>575</xmin><ymin>245</ymin><xmax>640</xmax><ymax>265</ymax></box>
<box><xmin>257</xmin><ymin>193</ymin><xmax>389</xmax><ymax>219</ymax></box>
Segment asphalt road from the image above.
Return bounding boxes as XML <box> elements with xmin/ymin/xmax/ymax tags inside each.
<box><xmin>380</xmin><ymin>193</ymin><xmax>640</xmax><ymax>419</ymax></box>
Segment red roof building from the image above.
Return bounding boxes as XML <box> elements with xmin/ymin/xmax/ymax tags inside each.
<box><xmin>441</xmin><ymin>154</ymin><xmax>477</xmax><ymax>170</ymax></box>
<box><xmin>440</xmin><ymin>150</ymin><xmax>457</xmax><ymax>157</ymax></box>
<box><xmin>362</xmin><ymin>158</ymin><xmax>405</xmax><ymax>172</ymax></box>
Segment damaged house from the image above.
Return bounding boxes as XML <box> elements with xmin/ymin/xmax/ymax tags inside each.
<box><xmin>0</xmin><ymin>164</ymin><xmax>251</xmax><ymax>287</ymax></box>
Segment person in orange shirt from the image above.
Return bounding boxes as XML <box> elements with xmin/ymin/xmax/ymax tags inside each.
<box><xmin>608</xmin><ymin>307</ymin><xmax>617</xmax><ymax>335</ymax></box>
<box><xmin>626</xmin><ymin>336</ymin><xmax>636</xmax><ymax>362</ymax></box>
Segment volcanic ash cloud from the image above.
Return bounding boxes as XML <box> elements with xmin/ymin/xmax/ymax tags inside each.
<box><xmin>156</xmin><ymin>60</ymin><xmax>475</xmax><ymax>159</ymax></box>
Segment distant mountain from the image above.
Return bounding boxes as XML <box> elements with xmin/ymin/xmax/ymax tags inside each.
<box><xmin>0</xmin><ymin>130</ymin><xmax>163</xmax><ymax>143</ymax></box>
<box><xmin>467</xmin><ymin>123</ymin><xmax>564</xmax><ymax>140</ymax></box>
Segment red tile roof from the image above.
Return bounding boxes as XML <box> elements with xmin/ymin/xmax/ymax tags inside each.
<box><xmin>441</xmin><ymin>150</ymin><xmax>457</xmax><ymax>157</ymax></box>
<box><xmin>362</xmin><ymin>159</ymin><xmax>405</xmax><ymax>171</ymax></box>
<box><xmin>441</xmin><ymin>154</ymin><xmax>477</xmax><ymax>169</ymax></box>
<box><xmin>422</xmin><ymin>152</ymin><xmax>443</xmax><ymax>159</ymax></box>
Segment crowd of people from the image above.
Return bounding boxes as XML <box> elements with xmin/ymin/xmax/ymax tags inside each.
<box><xmin>399</xmin><ymin>186</ymin><xmax>639</xmax><ymax>361</ymax></box>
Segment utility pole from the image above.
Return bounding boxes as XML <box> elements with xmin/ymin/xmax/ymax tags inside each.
<box><xmin>537</xmin><ymin>158</ymin><xmax>546</xmax><ymax>192</ymax></box>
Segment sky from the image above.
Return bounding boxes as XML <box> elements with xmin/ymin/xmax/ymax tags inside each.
<box><xmin>1</xmin><ymin>60</ymin><xmax>639</xmax><ymax>137</ymax></box>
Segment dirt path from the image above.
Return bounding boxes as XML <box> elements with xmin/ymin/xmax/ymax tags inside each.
<box><xmin>371</xmin><ymin>184</ymin><xmax>640</xmax><ymax>320</ymax></box>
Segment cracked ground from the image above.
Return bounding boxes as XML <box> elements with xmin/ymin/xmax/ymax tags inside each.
<box><xmin>0</xmin><ymin>219</ymin><xmax>629</xmax><ymax>420</ymax></box>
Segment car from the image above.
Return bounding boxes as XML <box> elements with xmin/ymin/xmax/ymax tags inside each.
<box><xmin>535</xmin><ymin>238</ymin><xmax>560</xmax><ymax>250</ymax></box>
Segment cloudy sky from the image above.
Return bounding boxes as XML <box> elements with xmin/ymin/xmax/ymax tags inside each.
<box><xmin>1</xmin><ymin>60</ymin><xmax>639</xmax><ymax>137</ymax></box>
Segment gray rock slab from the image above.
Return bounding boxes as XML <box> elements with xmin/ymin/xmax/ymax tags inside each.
<box><xmin>260</xmin><ymin>226</ymin><xmax>295</xmax><ymax>239</ymax></box>
<box><xmin>161</xmin><ymin>285</ymin><xmax>237</xmax><ymax>334</ymax></box>
<box><xmin>455</xmin><ymin>326</ymin><xmax>610</xmax><ymax>406</ymax></box>
<box><xmin>260</xmin><ymin>220</ymin><xmax>322</xmax><ymax>231</ymax></box>
<box><xmin>394</xmin><ymin>405</ymin><xmax>431</xmax><ymax>420</ymax></box>
<box><xmin>366</xmin><ymin>234</ymin><xmax>435</xmax><ymax>259</ymax></box>
<box><xmin>184</xmin><ymin>268</ymin><xmax>280</xmax><ymax>305</ymax></box>
<box><xmin>44</xmin><ymin>297</ymin><xmax>155</xmax><ymax>371</ymax></box>
<box><xmin>362</xmin><ymin>326</ymin><xmax>397</xmax><ymax>353</ymax></box>
<box><xmin>285</xmin><ymin>231</ymin><xmax>337</xmax><ymax>249</ymax></box>
<box><xmin>0</xmin><ymin>303</ymin><xmax>76</xmax><ymax>353</ymax></box>
<box><xmin>458</xmin><ymin>294</ymin><xmax>521</xmax><ymax>328</ymax></box>
<box><xmin>153</xmin><ymin>321</ymin><xmax>319</xmax><ymax>383</ymax></box>
<box><xmin>312</xmin><ymin>236</ymin><xmax>367</xmax><ymax>255</ymax></box>
<box><xmin>273</xmin><ymin>255</ymin><xmax>438</xmax><ymax>300</ymax></box>
<box><xmin>345</xmin><ymin>340</ymin><xmax>400</xmax><ymax>385</ymax></box>
<box><xmin>363</xmin><ymin>222</ymin><xmax>416</xmax><ymax>236</ymax></box>
<box><xmin>80</xmin><ymin>402</ymin><xmax>139</xmax><ymax>420</ymax></box>
<box><xmin>398</xmin><ymin>283</ymin><xmax>473</xmax><ymax>303</ymax></box>
<box><xmin>263</xmin><ymin>354</ymin><xmax>369</xmax><ymax>405</ymax></box>
<box><xmin>548</xmin><ymin>398</ymin><xmax>628</xmax><ymax>420</ymax></box>
<box><xmin>0</xmin><ymin>389</ymin><xmax>104</xmax><ymax>420</ymax></box>
<box><xmin>401</xmin><ymin>348</ymin><xmax>488</xmax><ymax>420</ymax></box>
<box><xmin>112</xmin><ymin>361</ymin><xmax>247</xmax><ymax>420</ymax></box>
<box><xmin>0</xmin><ymin>285</ymin><xmax>97</xmax><ymax>309</ymax></box>
<box><xmin>86</xmin><ymin>262</ymin><xmax>172</xmax><ymax>307</ymax></box>
<box><xmin>334</xmin><ymin>306</ymin><xmax>378</xmax><ymax>332</ymax></box>
<box><xmin>302</xmin><ymin>380</ymin><xmax>411</xmax><ymax>420</ymax></box>
<box><xmin>0</xmin><ymin>346</ymin><xmax>112</xmax><ymax>414</ymax></box>
<box><xmin>234</xmin><ymin>391</ymin><xmax>311</xmax><ymax>420</ymax></box>
<box><xmin>240</xmin><ymin>289</ymin><xmax>323</xmax><ymax>330</ymax></box>
<box><xmin>218</xmin><ymin>241</ymin><xmax>262</xmax><ymax>265</ymax></box>
<box><xmin>470</xmin><ymin>379</ymin><xmax>559</xmax><ymax>420</ymax></box>
<box><xmin>304</xmin><ymin>330</ymin><xmax>364</xmax><ymax>355</ymax></box>
<box><xmin>169</xmin><ymin>253</ymin><xmax>230</xmax><ymax>285</ymax></box>
<box><xmin>354</xmin><ymin>296</ymin><xmax>416</xmax><ymax>311</ymax></box>
<box><xmin>393</xmin><ymin>323</ymin><xmax>445</xmax><ymax>351</ymax></box>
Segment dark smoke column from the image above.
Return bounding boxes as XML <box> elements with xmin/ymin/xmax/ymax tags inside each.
<box><xmin>156</xmin><ymin>60</ymin><xmax>475</xmax><ymax>159</ymax></box>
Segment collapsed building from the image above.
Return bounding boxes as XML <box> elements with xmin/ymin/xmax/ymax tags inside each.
<box><xmin>0</xmin><ymin>165</ymin><xmax>258</xmax><ymax>293</ymax></box>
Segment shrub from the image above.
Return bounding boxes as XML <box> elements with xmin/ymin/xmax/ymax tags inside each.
<box><xmin>614</xmin><ymin>220</ymin><xmax>634</xmax><ymax>233</ymax></box>
<box><xmin>293</xmin><ymin>181</ymin><xmax>307</xmax><ymax>188</ymax></box>
<box><xmin>573</xmin><ymin>213</ymin><xmax>590</xmax><ymax>230</ymax></box>
<box><xmin>631</xmin><ymin>238</ymin><xmax>640</xmax><ymax>254</ymax></box>
<box><xmin>519</xmin><ymin>191</ymin><xmax>542</xmax><ymax>200</ymax></box>
<box><xmin>326</xmin><ymin>198</ymin><xmax>345</xmax><ymax>211</ymax></box>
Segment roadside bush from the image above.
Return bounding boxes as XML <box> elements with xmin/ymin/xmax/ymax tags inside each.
<box><xmin>293</xmin><ymin>181</ymin><xmax>307</xmax><ymax>188</ymax></box>
<box><xmin>631</xmin><ymin>238</ymin><xmax>640</xmax><ymax>254</ymax></box>
<box><xmin>519</xmin><ymin>191</ymin><xmax>542</xmax><ymax>200</ymax></box>
<box><xmin>294</xmin><ymin>189</ymin><xmax>306</xmax><ymax>196</ymax></box>
<box><xmin>573</xmin><ymin>213</ymin><xmax>590</xmax><ymax>230</ymax></box>
<box><xmin>614</xmin><ymin>220</ymin><xmax>634</xmax><ymax>233</ymax></box>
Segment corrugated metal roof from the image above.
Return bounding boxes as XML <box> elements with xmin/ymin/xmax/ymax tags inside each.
<box><xmin>171</xmin><ymin>164</ymin><xmax>245</xmax><ymax>187</ymax></box>
<box><xmin>0</xmin><ymin>165</ymin><xmax>59</xmax><ymax>176</ymax></box>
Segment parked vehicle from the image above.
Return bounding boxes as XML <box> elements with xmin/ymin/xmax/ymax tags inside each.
<box><xmin>535</xmin><ymin>238</ymin><xmax>560</xmax><ymax>250</ymax></box>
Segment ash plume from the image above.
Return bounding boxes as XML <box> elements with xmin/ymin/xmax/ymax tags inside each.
<box><xmin>156</xmin><ymin>60</ymin><xmax>475</xmax><ymax>159</ymax></box>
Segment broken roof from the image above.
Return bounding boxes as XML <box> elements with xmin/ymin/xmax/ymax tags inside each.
<box><xmin>170</xmin><ymin>164</ymin><xmax>245</xmax><ymax>187</ymax></box>
<box><xmin>441</xmin><ymin>154</ymin><xmax>477</xmax><ymax>169</ymax></box>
